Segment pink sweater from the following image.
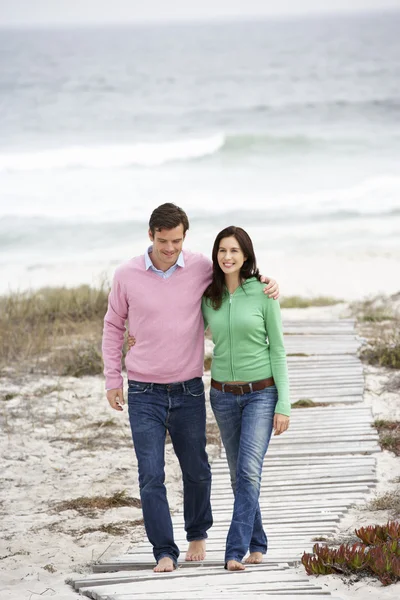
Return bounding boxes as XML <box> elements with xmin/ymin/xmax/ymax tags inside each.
<box><xmin>102</xmin><ymin>250</ymin><xmax>212</xmax><ymax>389</ymax></box>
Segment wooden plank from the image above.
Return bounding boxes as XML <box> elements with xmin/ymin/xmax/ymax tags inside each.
<box><xmin>71</xmin><ymin>317</ymin><xmax>378</xmax><ymax>600</ymax></box>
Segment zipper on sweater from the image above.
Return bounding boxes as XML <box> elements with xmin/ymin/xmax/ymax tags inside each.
<box><xmin>229</xmin><ymin>293</ymin><xmax>235</xmax><ymax>380</ymax></box>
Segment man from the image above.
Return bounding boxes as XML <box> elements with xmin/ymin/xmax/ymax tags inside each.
<box><xmin>102</xmin><ymin>203</ymin><xmax>278</xmax><ymax>573</ymax></box>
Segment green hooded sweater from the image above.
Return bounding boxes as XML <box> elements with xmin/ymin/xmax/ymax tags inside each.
<box><xmin>202</xmin><ymin>277</ymin><xmax>290</xmax><ymax>416</ymax></box>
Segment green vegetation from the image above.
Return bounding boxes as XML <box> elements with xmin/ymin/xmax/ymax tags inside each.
<box><xmin>292</xmin><ymin>399</ymin><xmax>316</xmax><ymax>408</ymax></box>
<box><xmin>280</xmin><ymin>296</ymin><xmax>342</xmax><ymax>309</ymax></box>
<box><xmin>373</xmin><ymin>420</ymin><xmax>400</xmax><ymax>456</ymax></box>
<box><xmin>362</xmin><ymin>334</ymin><xmax>400</xmax><ymax>370</ymax></box>
<box><xmin>351</xmin><ymin>297</ymin><xmax>395</xmax><ymax>323</ymax></box>
<box><xmin>302</xmin><ymin>521</ymin><xmax>400</xmax><ymax>586</ymax></box>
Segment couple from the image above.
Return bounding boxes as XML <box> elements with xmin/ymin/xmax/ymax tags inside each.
<box><xmin>102</xmin><ymin>203</ymin><xmax>290</xmax><ymax>573</ymax></box>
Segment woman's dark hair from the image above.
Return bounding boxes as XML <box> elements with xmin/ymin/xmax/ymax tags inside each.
<box><xmin>204</xmin><ymin>226</ymin><xmax>260</xmax><ymax>309</ymax></box>
<box><xmin>149</xmin><ymin>203</ymin><xmax>189</xmax><ymax>235</ymax></box>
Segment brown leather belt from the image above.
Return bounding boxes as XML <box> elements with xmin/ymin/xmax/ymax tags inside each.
<box><xmin>211</xmin><ymin>377</ymin><xmax>275</xmax><ymax>396</ymax></box>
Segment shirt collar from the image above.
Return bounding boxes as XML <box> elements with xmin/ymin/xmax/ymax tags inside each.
<box><xmin>145</xmin><ymin>246</ymin><xmax>185</xmax><ymax>270</ymax></box>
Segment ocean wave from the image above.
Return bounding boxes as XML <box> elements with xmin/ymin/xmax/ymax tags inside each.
<box><xmin>222</xmin><ymin>133</ymin><xmax>323</xmax><ymax>153</ymax></box>
<box><xmin>0</xmin><ymin>134</ymin><xmax>226</xmax><ymax>171</ymax></box>
<box><xmin>1</xmin><ymin>204</ymin><xmax>399</xmax><ymax>244</ymax></box>
<box><xmin>0</xmin><ymin>132</ymin><xmax>364</xmax><ymax>172</ymax></box>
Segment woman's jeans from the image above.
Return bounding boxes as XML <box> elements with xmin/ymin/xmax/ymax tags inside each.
<box><xmin>128</xmin><ymin>377</ymin><xmax>212</xmax><ymax>566</ymax></box>
<box><xmin>210</xmin><ymin>385</ymin><xmax>277</xmax><ymax>563</ymax></box>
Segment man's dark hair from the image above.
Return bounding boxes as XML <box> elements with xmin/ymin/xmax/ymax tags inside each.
<box><xmin>149</xmin><ymin>203</ymin><xmax>189</xmax><ymax>235</ymax></box>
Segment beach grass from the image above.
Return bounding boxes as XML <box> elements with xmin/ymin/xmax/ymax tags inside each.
<box><xmin>353</xmin><ymin>294</ymin><xmax>400</xmax><ymax>370</ymax></box>
<box><xmin>366</xmin><ymin>491</ymin><xmax>400</xmax><ymax>518</ymax></box>
<box><xmin>351</xmin><ymin>296</ymin><xmax>396</xmax><ymax>323</ymax></box>
<box><xmin>0</xmin><ymin>285</ymin><xmax>109</xmax><ymax>372</ymax></box>
<box><xmin>373</xmin><ymin>420</ymin><xmax>400</xmax><ymax>456</ymax></box>
<box><xmin>280</xmin><ymin>296</ymin><xmax>343</xmax><ymax>309</ymax></box>
<box><xmin>362</xmin><ymin>334</ymin><xmax>400</xmax><ymax>369</ymax></box>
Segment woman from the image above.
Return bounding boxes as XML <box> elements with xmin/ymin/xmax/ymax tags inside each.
<box><xmin>202</xmin><ymin>225</ymin><xmax>290</xmax><ymax>572</ymax></box>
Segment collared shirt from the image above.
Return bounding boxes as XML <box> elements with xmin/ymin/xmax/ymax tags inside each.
<box><xmin>144</xmin><ymin>245</ymin><xmax>185</xmax><ymax>279</ymax></box>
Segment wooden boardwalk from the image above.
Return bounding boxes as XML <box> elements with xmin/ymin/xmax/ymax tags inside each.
<box><xmin>72</xmin><ymin>318</ymin><xmax>378</xmax><ymax>599</ymax></box>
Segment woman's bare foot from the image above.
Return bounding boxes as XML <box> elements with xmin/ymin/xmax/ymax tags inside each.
<box><xmin>154</xmin><ymin>557</ymin><xmax>175</xmax><ymax>572</ymax></box>
<box><xmin>185</xmin><ymin>540</ymin><xmax>206</xmax><ymax>561</ymax></box>
<box><xmin>244</xmin><ymin>552</ymin><xmax>263</xmax><ymax>564</ymax></box>
<box><xmin>226</xmin><ymin>560</ymin><xmax>245</xmax><ymax>571</ymax></box>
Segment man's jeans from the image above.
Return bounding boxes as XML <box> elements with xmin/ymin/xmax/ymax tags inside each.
<box><xmin>210</xmin><ymin>385</ymin><xmax>277</xmax><ymax>563</ymax></box>
<box><xmin>128</xmin><ymin>377</ymin><xmax>212</xmax><ymax>565</ymax></box>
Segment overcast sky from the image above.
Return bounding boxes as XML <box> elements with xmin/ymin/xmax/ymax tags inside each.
<box><xmin>1</xmin><ymin>0</ymin><xmax>399</xmax><ymax>27</ymax></box>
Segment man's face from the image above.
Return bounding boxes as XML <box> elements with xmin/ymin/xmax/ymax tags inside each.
<box><xmin>148</xmin><ymin>225</ymin><xmax>186</xmax><ymax>271</ymax></box>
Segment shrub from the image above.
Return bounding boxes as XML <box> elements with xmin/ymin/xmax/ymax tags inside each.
<box><xmin>362</xmin><ymin>335</ymin><xmax>400</xmax><ymax>370</ymax></box>
<box><xmin>302</xmin><ymin>521</ymin><xmax>400</xmax><ymax>586</ymax></box>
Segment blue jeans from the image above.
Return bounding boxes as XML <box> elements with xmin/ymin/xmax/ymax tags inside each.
<box><xmin>128</xmin><ymin>377</ymin><xmax>212</xmax><ymax>565</ymax></box>
<box><xmin>210</xmin><ymin>385</ymin><xmax>277</xmax><ymax>564</ymax></box>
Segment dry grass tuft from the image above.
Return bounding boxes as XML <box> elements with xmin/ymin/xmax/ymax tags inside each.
<box><xmin>43</xmin><ymin>564</ymin><xmax>57</xmax><ymax>573</ymax></box>
<box><xmin>280</xmin><ymin>296</ymin><xmax>342</xmax><ymax>309</ymax></box>
<box><xmin>33</xmin><ymin>384</ymin><xmax>64</xmax><ymax>397</ymax></box>
<box><xmin>292</xmin><ymin>399</ymin><xmax>328</xmax><ymax>408</ymax></box>
<box><xmin>352</xmin><ymin>297</ymin><xmax>396</xmax><ymax>323</ymax></box>
<box><xmin>204</xmin><ymin>356</ymin><xmax>212</xmax><ymax>371</ymax></box>
<box><xmin>373</xmin><ymin>420</ymin><xmax>400</xmax><ymax>456</ymax></box>
<box><xmin>77</xmin><ymin>519</ymin><xmax>144</xmax><ymax>537</ymax></box>
<box><xmin>53</xmin><ymin>490</ymin><xmax>141</xmax><ymax>515</ymax></box>
<box><xmin>86</xmin><ymin>419</ymin><xmax>118</xmax><ymax>430</ymax></box>
<box><xmin>0</xmin><ymin>285</ymin><xmax>109</xmax><ymax>369</ymax></box>
<box><xmin>366</xmin><ymin>491</ymin><xmax>400</xmax><ymax>518</ymax></box>
<box><xmin>385</xmin><ymin>374</ymin><xmax>400</xmax><ymax>393</ymax></box>
<box><xmin>362</xmin><ymin>333</ymin><xmax>400</xmax><ymax>370</ymax></box>
<box><xmin>51</xmin><ymin>343</ymin><xmax>104</xmax><ymax>377</ymax></box>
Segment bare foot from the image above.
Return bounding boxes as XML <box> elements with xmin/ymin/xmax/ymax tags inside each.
<box><xmin>185</xmin><ymin>539</ymin><xmax>206</xmax><ymax>561</ymax></box>
<box><xmin>226</xmin><ymin>560</ymin><xmax>245</xmax><ymax>571</ymax></box>
<box><xmin>153</xmin><ymin>557</ymin><xmax>175</xmax><ymax>572</ymax></box>
<box><xmin>244</xmin><ymin>552</ymin><xmax>263</xmax><ymax>564</ymax></box>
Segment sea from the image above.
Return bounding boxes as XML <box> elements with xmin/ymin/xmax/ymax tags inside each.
<box><xmin>1</xmin><ymin>11</ymin><xmax>400</xmax><ymax>298</ymax></box>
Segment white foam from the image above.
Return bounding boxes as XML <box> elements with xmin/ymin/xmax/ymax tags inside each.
<box><xmin>0</xmin><ymin>133</ymin><xmax>226</xmax><ymax>172</ymax></box>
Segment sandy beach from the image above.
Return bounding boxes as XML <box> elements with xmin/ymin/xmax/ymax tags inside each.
<box><xmin>0</xmin><ymin>299</ymin><xmax>399</xmax><ymax>599</ymax></box>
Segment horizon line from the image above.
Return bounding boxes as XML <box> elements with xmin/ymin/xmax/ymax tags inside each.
<box><xmin>0</xmin><ymin>7</ymin><xmax>399</xmax><ymax>30</ymax></box>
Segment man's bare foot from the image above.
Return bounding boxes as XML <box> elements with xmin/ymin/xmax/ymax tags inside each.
<box><xmin>244</xmin><ymin>552</ymin><xmax>263</xmax><ymax>564</ymax></box>
<box><xmin>226</xmin><ymin>560</ymin><xmax>245</xmax><ymax>571</ymax></box>
<box><xmin>153</xmin><ymin>557</ymin><xmax>175</xmax><ymax>572</ymax></box>
<box><xmin>185</xmin><ymin>539</ymin><xmax>206</xmax><ymax>561</ymax></box>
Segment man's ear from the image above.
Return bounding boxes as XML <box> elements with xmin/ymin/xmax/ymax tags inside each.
<box><xmin>148</xmin><ymin>229</ymin><xmax>154</xmax><ymax>242</ymax></box>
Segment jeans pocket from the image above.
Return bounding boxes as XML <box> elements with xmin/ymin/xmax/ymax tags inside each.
<box><xmin>128</xmin><ymin>381</ymin><xmax>150</xmax><ymax>395</ymax></box>
<box><xmin>185</xmin><ymin>378</ymin><xmax>205</xmax><ymax>397</ymax></box>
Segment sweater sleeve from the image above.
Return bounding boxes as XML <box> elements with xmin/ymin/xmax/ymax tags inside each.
<box><xmin>102</xmin><ymin>271</ymin><xmax>128</xmax><ymax>390</ymax></box>
<box><xmin>201</xmin><ymin>297</ymin><xmax>209</xmax><ymax>332</ymax></box>
<box><xmin>264</xmin><ymin>298</ymin><xmax>290</xmax><ymax>416</ymax></box>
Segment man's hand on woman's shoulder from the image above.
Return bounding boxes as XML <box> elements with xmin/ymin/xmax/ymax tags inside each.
<box><xmin>260</xmin><ymin>276</ymin><xmax>279</xmax><ymax>300</ymax></box>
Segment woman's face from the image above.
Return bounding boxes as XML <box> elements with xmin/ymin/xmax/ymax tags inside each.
<box><xmin>217</xmin><ymin>236</ymin><xmax>247</xmax><ymax>277</ymax></box>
